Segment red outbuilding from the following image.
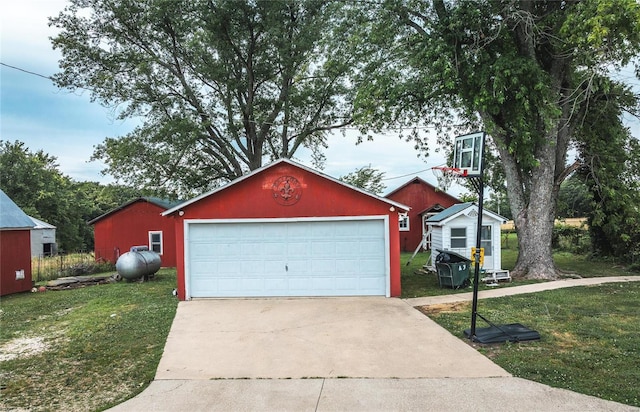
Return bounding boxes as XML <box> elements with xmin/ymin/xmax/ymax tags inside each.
<box><xmin>163</xmin><ymin>159</ymin><xmax>409</xmax><ymax>300</ymax></box>
<box><xmin>1</xmin><ymin>189</ymin><xmax>35</xmax><ymax>296</ymax></box>
<box><xmin>90</xmin><ymin>197</ymin><xmax>180</xmax><ymax>267</ymax></box>
<box><xmin>385</xmin><ymin>177</ymin><xmax>460</xmax><ymax>252</ymax></box>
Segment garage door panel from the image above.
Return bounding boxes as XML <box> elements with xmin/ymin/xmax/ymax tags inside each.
<box><xmin>286</xmin><ymin>224</ymin><xmax>308</xmax><ymax>238</ymax></box>
<box><xmin>310</xmin><ymin>258</ymin><xmax>335</xmax><ymax>273</ymax></box>
<box><xmin>333</xmin><ymin>241</ymin><xmax>360</xmax><ymax>255</ymax></box>
<box><xmin>358</xmin><ymin>277</ymin><xmax>385</xmax><ymax>293</ymax></box>
<box><xmin>287</xmin><ymin>241</ymin><xmax>310</xmax><ymax>257</ymax></box>
<box><xmin>241</xmin><ymin>260</ymin><xmax>264</xmax><ymax>273</ymax></box>
<box><xmin>217</xmin><ymin>260</ymin><xmax>242</xmax><ymax>274</ymax></box>
<box><xmin>187</xmin><ymin>220</ymin><xmax>387</xmax><ymax>297</ymax></box>
<box><xmin>311</xmin><ymin>241</ymin><xmax>335</xmax><ymax>255</ymax></box>
<box><xmin>264</xmin><ymin>277</ymin><xmax>288</xmax><ymax>291</ymax></box>
<box><xmin>264</xmin><ymin>260</ymin><xmax>285</xmax><ymax>273</ymax></box>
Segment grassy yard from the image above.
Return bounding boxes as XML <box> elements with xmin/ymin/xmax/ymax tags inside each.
<box><xmin>2</xmin><ymin>239</ymin><xmax>639</xmax><ymax>411</ymax></box>
<box><xmin>0</xmin><ymin>269</ymin><xmax>178</xmax><ymax>412</ymax></box>
<box><xmin>419</xmin><ymin>282</ymin><xmax>640</xmax><ymax>407</ymax></box>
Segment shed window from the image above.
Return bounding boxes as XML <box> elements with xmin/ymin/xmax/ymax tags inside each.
<box><xmin>399</xmin><ymin>214</ymin><xmax>409</xmax><ymax>231</ymax></box>
<box><xmin>481</xmin><ymin>225</ymin><xmax>492</xmax><ymax>256</ymax></box>
<box><xmin>450</xmin><ymin>227</ymin><xmax>466</xmax><ymax>248</ymax></box>
<box><xmin>149</xmin><ymin>231</ymin><xmax>163</xmax><ymax>254</ymax></box>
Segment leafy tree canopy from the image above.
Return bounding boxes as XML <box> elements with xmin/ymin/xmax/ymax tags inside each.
<box><xmin>556</xmin><ymin>175</ymin><xmax>592</xmax><ymax>219</ymax></box>
<box><xmin>344</xmin><ymin>0</ymin><xmax>640</xmax><ymax>279</ymax></box>
<box><xmin>0</xmin><ymin>140</ymin><xmax>159</xmax><ymax>251</ymax></box>
<box><xmin>574</xmin><ymin>79</ymin><xmax>640</xmax><ymax>261</ymax></box>
<box><xmin>339</xmin><ymin>165</ymin><xmax>386</xmax><ymax>195</ymax></box>
<box><xmin>51</xmin><ymin>0</ymin><xmax>356</xmax><ymax>198</ymax></box>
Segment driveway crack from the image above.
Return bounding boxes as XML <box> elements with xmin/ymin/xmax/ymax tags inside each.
<box><xmin>315</xmin><ymin>378</ymin><xmax>325</xmax><ymax>412</ymax></box>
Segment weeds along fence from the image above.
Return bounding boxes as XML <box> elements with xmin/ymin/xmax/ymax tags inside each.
<box><xmin>31</xmin><ymin>251</ymin><xmax>115</xmax><ymax>283</ymax></box>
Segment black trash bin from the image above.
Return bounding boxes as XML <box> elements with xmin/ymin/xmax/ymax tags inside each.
<box><xmin>435</xmin><ymin>249</ymin><xmax>471</xmax><ymax>289</ymax></box>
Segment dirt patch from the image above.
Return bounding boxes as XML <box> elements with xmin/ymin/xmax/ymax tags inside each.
<box><xmin>415</xmin><ymin>301</ymin><xmax>469</xmax><ymax>316</ymax></box>
<box><xmin>0</xmin><ymin>336</ymin><xmax>49</xmax><ymax>362</ymax></box>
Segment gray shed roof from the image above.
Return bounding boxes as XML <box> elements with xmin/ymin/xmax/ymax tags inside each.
<box><xmin>29</xmin><ymin>216</ymin><xmax>56</xmax><ymax>229</ymax></box>
<box><xmin>0</xmin><ymin>189</ymin><xmax>35</xmax><ymax>229</ymax></box>
<box><xmin>425</xmin><ymin>202</ymin><xmax>475</xmax><ymax>223</ymax></box>
<box><xmin>426</xmin><ymin>202</ymin><xmax>507</xmax><ymax>225</ymax></box>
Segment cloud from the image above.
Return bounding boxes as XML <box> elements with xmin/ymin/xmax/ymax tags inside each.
<box><xmin>0</xmin><ymin>0</ymin><xmax>67</xmax><ymax>69</ymax></box>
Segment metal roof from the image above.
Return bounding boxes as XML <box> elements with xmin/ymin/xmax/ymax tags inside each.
<box><xmin>425</xmin><ymin>202</ymin><xmax>475</xmax><ymax>223</ymax></box>
<box><xmin>29</xmin><ymin>216</ymin><xmax>56</xmax><ymax>229</ymax></box>
<box><xmin>0</xmin><ymin>189</ymin><xmax>35</xmax><ymax>229</ymax></box>
<box><xmin>425</xmin><ymin>202</ymin><xmax>508</xmax><ymax>225</ymax></box>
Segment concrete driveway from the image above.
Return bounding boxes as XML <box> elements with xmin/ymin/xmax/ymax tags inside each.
<box><xmin>155</xmin><ymin>297</ymin><xmax>508</xmax><ymax>380</ymax></box>
<box><xmin>110</xmin><ymin>279</ymin><xmax>640</xmax><ymax>411</ymax></box>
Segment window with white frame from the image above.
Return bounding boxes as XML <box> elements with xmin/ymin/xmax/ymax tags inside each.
<box><xmin>399</xmin><ymin>214</ymin><xmax>410</xmax><ymax>231</ymax></box>
<box><xmin>481</xmin><ymin>225</ymin><xmax>492</xmax><ymax>256</ymax></box>
<box><xmin>149</xmin><ymin>231</ymin><xmax>163</xmax><ymax>254</ymax></box>
<box><xmin>450</xmin><ymin>227</ymin><xmax>467</xmax><ymax>248</ymax></box>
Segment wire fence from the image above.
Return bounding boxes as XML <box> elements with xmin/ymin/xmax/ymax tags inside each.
<box><xmin>31</xmin><ymin>251</ymin><xmax>116</xmax><ymax>283</ymax></box>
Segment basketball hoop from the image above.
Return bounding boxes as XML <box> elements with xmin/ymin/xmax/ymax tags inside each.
<box><xmin>431</xmin><ymin>166</ymin><xmax>467</xmax><ymax>191</ymax></box>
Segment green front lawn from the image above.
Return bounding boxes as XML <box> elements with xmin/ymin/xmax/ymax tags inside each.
<box><xmin>0</xmin><ymin>269</ymin><xmax>178</xmax><ymax>412</ymax></box>
<box><xmin>2</xmin><ymin>241</ymin><xmax>638</xmax><ymax>411</ymax></box>
<box><xmin>420</xmin><ymin>283</ymin><xmax>640</xmax><ymax>407</ymax></box>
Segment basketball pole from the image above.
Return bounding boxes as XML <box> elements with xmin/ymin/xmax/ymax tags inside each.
<box><xmin>469</xmin><ymin>134</ymin><xmax>486</xmax><ymax>341</ymax></box>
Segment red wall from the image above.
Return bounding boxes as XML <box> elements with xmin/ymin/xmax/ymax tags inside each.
<box><xmin>386</xmin><ymin>178</ymin><xmax>459</xmax><ymax>252</ymax></box>
<box><xmin>0</xmin><ymin>230</ymin><xmax>33</xmax><ymax>296</ymax></box>
<box><xmin>169</xmin><ymin>162</ymin><xmax>404</xmax><ymax>300</ymax></box>
<box><xmin>93</xmin><ymin>201</ymin><xmax>177</xmax><ymax>267</ymax></box>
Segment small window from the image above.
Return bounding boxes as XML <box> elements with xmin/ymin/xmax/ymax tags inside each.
<box><xmin>481</xmin><ymin>225</ymin><xmax>492</xmax><ymax>256</ymax></box>
<box><xmin>450</xmin><ymin>227</ymin><xmax>466</xmax><ymax>248</ymax></box>
<box><xmin>149</xmin><ymin>231</ymin><xmax>163</xmax><ymax>254</ymax></box>
<box><xmin>399</xmin><ymin>214</ymin><xmax>410</xmax><ymax>231</ymax></box>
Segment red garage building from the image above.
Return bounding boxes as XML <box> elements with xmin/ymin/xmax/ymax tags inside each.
<box><xmin>90</xmin><ymin>197</ymin><xmax>180</xmax><ymax>267</ymax></box>
<box><xmin>385</xmin><ymin>177</ymin><xmax>460</xmax><ymax>252</ymax></box>
<box><xmin>1</xmin><ymin>189</ymin><xmax>35</xmax><ymax>296</ymax></box>
<box><xmin>163</xmin><ymin>159</ymin><xmax>409</xmax><ymax>300</ymax></box>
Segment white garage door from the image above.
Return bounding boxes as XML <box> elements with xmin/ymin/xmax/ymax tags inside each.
<box><xmin>186</xmin><ymin>218</ymin><xmax>388</xmax><ymax>298</ymax></box>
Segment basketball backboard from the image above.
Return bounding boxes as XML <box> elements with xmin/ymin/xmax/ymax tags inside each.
<box><xmin>453</xmin><ymin>132</ymin><xmax>485</xmax><ymax>177</ymax></box>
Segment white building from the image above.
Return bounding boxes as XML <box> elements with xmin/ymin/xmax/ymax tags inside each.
<box><xmin>29</xmin><ymin>216</ymin><xmax>57</xmax><ymax>257</ymax></box>
<box><xmin>426</xmin><ymin>203</ymin><xmax>508</xmax><ymax>277</ymax></box>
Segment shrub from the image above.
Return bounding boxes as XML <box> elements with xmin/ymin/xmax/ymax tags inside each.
<box><xmin>552</xmin><ymin>224</ymin><xmax>590</xmax><ymax>254</ymax></box>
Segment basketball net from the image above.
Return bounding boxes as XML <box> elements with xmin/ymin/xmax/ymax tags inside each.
<box><xmin>431</xmin><ymin>166</ymin><xmax>467</xmax><ymax>192</ymax></box>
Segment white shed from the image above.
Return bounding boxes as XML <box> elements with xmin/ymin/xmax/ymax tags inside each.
<box><xmin>29</xmin><ymin>216</ymin><xmax>57</xmax><ymax>257</ymax></box>
<box><xmin>426</xmin><ymin>203</ymin><xmax>508</xmax><ymax>277</ymax></box>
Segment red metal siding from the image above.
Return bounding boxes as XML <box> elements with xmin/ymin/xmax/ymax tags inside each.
<box><xmin>0</xmin><ymin>230</ymin><xmax>33</xmax><ymax>296</ymax></box>
<box><xmin>171</xmin><ymin>162</ymin><xmax>403</xmax><ymax>300</ymax></box>
<box><xmin>93</xmin><ymin>201</ymin><xmax>177</xmax><ymax>266</ymax></box>
<box><xmin>386</xmin><ymin>178</ymin><xmax>459</xmax><ymax>252</ymax></box>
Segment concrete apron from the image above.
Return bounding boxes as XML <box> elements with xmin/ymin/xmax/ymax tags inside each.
<box><xmin>155</xmin><ymin>297</ymin><xmax>509</xmax><ymax>380</ymax></box>
<box><xmin>109</xmin><ymin>378</ymin><xmax>639</xmax><ymax>412</ymax></box>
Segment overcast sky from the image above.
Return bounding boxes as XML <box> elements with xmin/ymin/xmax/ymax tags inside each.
<box><xmin>2</xmin><ymin>1</ymin><xmax>638</xmax><ymax>198</ymax></box>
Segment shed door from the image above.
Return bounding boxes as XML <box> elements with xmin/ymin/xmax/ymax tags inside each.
<box><xmin>187</xmin><ymin>219</ymin><xmax>388</xmax><ymax>298</ymax></box>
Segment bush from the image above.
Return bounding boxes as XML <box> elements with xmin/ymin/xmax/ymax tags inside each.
<box><xmin>552</xmin><ymin>224</ymin><xmax>590</xmax><ymax>254</ymax></box>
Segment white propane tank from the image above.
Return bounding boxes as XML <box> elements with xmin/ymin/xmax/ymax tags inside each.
<box><xmin>115</xmin><ymin>246</ymin><xmax>161</xmax><ymax>280</ymax></box>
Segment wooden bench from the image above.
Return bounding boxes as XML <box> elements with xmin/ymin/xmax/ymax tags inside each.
<box><xmin>482</xmin><ymin>270</ymin><xmax>511</xmax><ymax>283</ymax></box>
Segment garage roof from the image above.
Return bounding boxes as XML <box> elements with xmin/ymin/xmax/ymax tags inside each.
<box><xmin>163</xmin><ymin>159</ymin><xmax>410</xmax><ymax>216</ymax></box>
<box><xmin>89</xmin><ymin>197</ymin><xmax>182</xmax><ymax>224</ymax></box>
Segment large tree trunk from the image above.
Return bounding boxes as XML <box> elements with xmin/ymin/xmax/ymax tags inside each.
<box><xmin>511</xmin><ymin>141</ymin><xmax>559</xmax><ymax>279</ymax></box>
<box><xmin>492</xmin><ymin>127</ymin><xmax>564</xmax><ymax>280</ymax></box>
